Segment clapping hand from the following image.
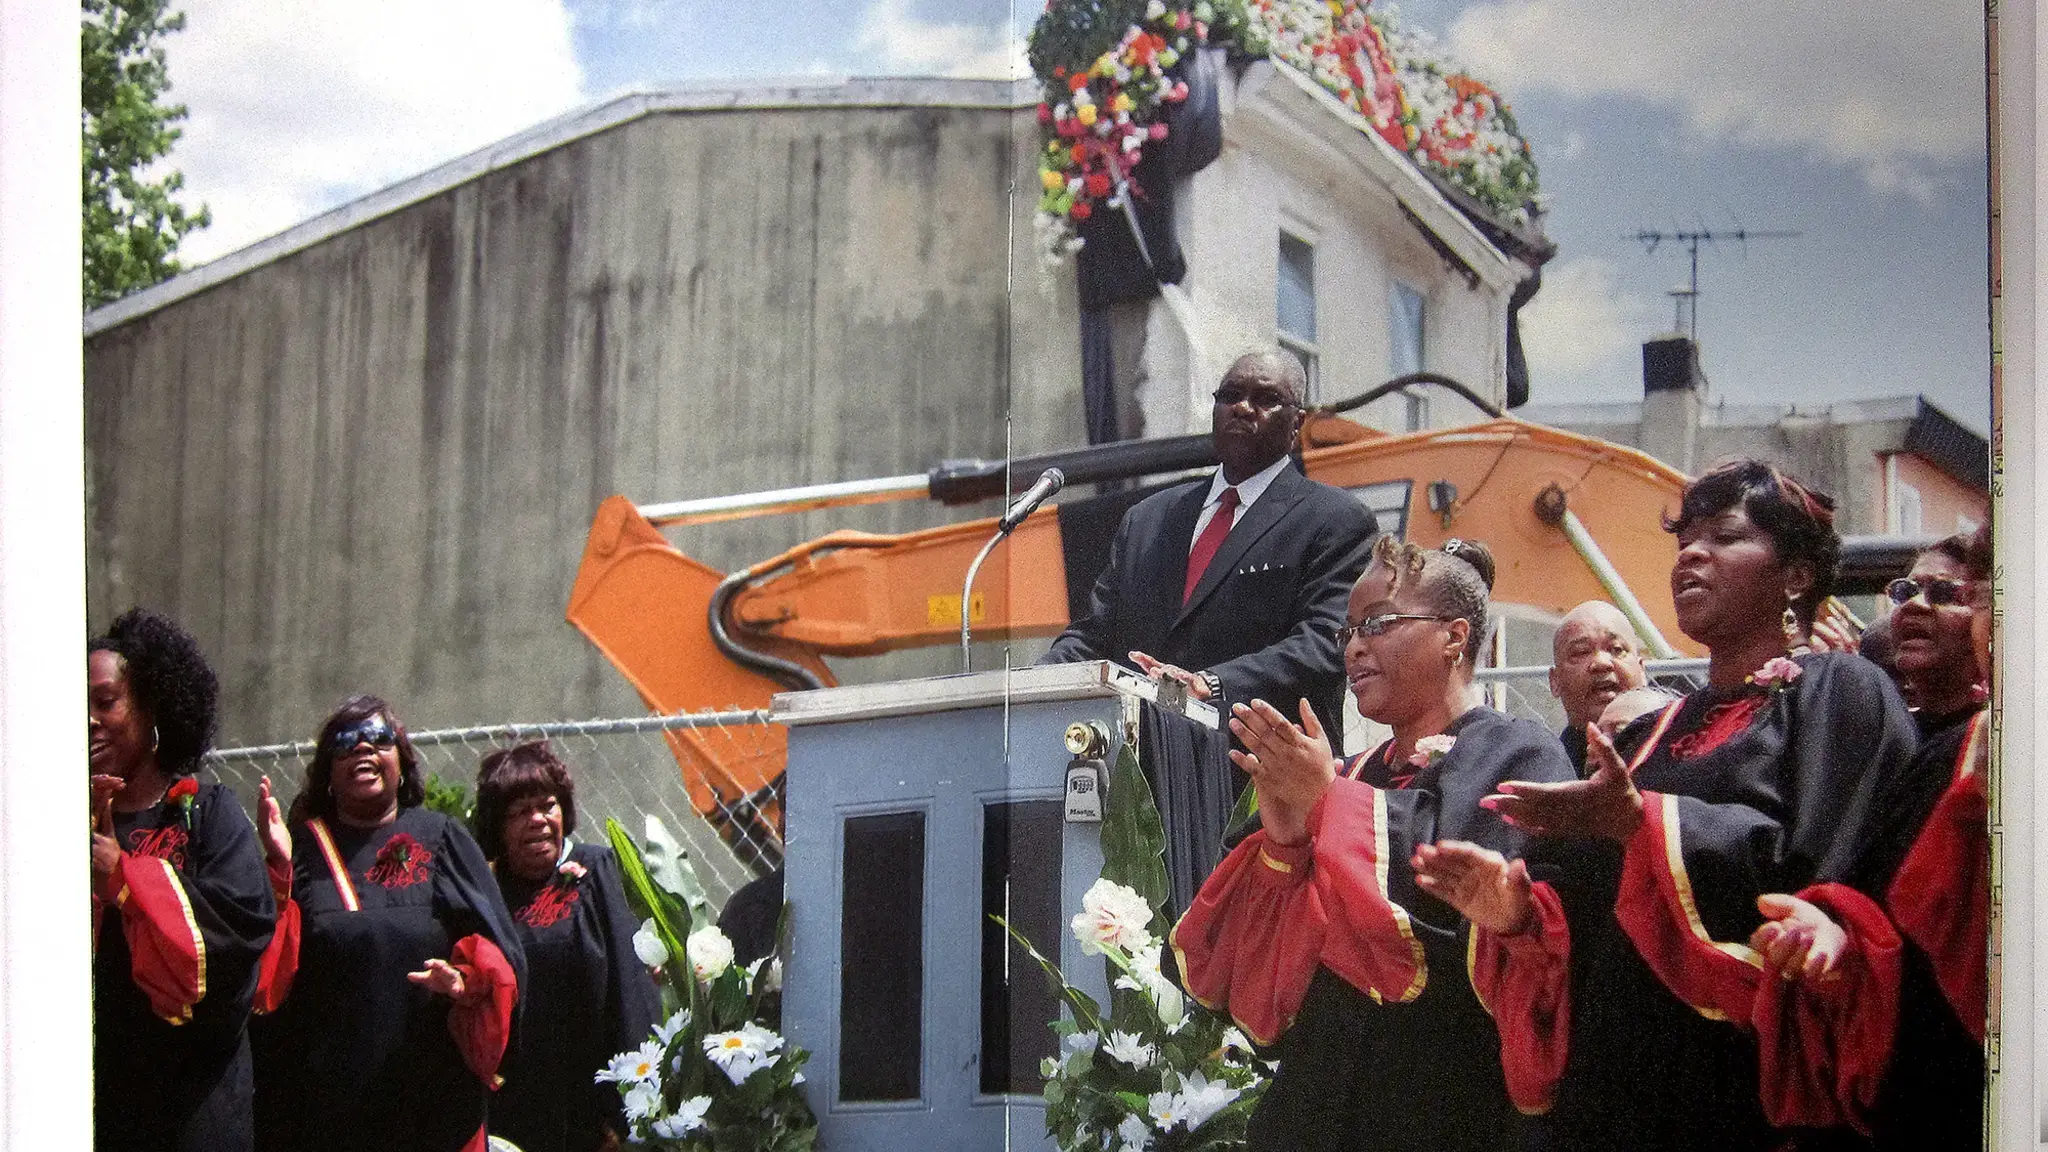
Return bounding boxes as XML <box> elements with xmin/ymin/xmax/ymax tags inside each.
<box><xmin>1749</xmin><ymin>894</ymin><xmax>1849</xmax><ymax>983</ymax></box>
<box><xmin>257</xmin><ymin>775</ymin><xmax>293</xmax><ymax>868</ymax></box>
<box><xmin>90</xmin><ymin>774</ymin><xmax>125</xmax><ymax>900</ymax></box>
<box><xmin>1482</xmin><ymin>724</ymin><xmax>1645</xmax><ymax>842</ymax></box>
<box><xmin>407</xmin><ymin>957</ymin><xmax>470</xmax><ymax>1000</ymax></box>
<box><xmin>1229</xmin><ymin>698</ymin><xmax>1338</xmax><ymax>846</ymax></box>
<box><xmin>1413</xmin><ymin>840</ymin><xmax>1536</xmax><ymax>936</ymax></box>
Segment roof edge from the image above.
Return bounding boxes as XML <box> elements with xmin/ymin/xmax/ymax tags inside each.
<box><xmin>85</xmin><ymin>75</ymin><xmax>1038</xmax><ymax>336</ymax></box>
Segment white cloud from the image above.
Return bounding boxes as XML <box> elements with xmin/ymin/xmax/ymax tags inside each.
<box><xmin>854</xmin><ymin>0</ymin><xmax>1028</xmax><ymax>79</ymax></box>
<box><xmin>168</xmin><ymin>0</ymin><xmax>587</xmax><ymax>264</ymax></box>
<box><xmin>1518</xmin><ymin>257</ymin><xmax>1659</xmax><ymax>393</ymax></box>
<box><xmin>1446</xmin><ymin>1</ymin><xmax>1982</xmax><ymax>197</ymax></box>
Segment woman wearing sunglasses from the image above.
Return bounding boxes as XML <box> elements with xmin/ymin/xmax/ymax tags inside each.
<box><xmin>1414</xmin><ymin>459</ymin><xmax>1919</xmax><ymax>1151</ymax></box>
<box><xmin>250</xmin><ymin>695</ymin><xmax>526</xmax><ymax>1152</ymax></box>
<box><xmin>90</xmin><ymin>608</ymin><xmax>275</xmax><ymax>1151</ymax></box>
<box><xmin>472</xmin><ymin>741</ymin><xmax>658</xmax><ymax>1152</ymax></box>
<box><xmin>1734</xmin><ymin>530</ymin><xmax>1992</xmax><ymax>1148</ymax></box>
<box><xmin>1173</xmin><ymin>534</ymin><xmax>1577</xmax><ymax>1152</ymax></box>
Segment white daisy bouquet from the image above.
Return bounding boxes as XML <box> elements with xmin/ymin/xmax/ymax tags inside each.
<box><xmin>999</xmin><ymin>739</ymin><xmax>1268</xmax><ymax>1151</ymax></box>
<box><xmin>598</xmin><ymin>818</ymin><xmax>816</xmax><ymax>1151</ymax></box>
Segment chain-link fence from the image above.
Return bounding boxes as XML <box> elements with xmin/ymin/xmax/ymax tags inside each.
<box><xmin>1474</xmin><ymin>657</ymin><xmax>1710</xmax><ymax>729</ymax></box>
<box><xmin>201</xmin><ymin>659</ymin><xmax>1710</xmax><ymax>912</ymax></box>
<box><xmin>203</xmin><ymin>710</ymin><xmax>780</xmax><ymax>909</ymax></box>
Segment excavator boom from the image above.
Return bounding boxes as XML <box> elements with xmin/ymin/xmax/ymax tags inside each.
<box><xmin>566</xmin><ymin>414</ymin><xmax>1706</xmax><ymax>856</ymax></box>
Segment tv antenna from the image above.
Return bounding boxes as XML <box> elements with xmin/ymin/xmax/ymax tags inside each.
<box><xmin>1626</xmin><ymin>226</ymin><xmax>1801</xmax><ymax>344</ymax></box>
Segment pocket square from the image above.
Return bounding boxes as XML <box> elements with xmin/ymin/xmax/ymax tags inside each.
<box><xmin>1235</xmin><ymin>562</ymin><xmax>1289</xmax><ymax>576</ymax></box>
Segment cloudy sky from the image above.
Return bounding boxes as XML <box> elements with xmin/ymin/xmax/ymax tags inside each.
<box><xmin>159</xmin><ymin>0</ymin><xmax>1991</xmax><ymax>432</ymax></box>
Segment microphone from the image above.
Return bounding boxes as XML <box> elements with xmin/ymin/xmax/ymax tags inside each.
<box><xmin>998</xmin><ymin>468</ymin><xmax>1066</xmax><ymax>534</ymax></box>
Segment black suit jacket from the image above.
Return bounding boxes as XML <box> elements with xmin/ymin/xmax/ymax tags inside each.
<box><xmin>1041</xmin><ymin>463</ymin><xmax>1378</xmax><ymax>749</ymax></box>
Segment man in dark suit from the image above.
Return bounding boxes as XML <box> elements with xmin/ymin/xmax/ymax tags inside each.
<box><xmin>1041</xmin><ymin>349</ymin><xmax>1378</xmax><ymax>752</ymax></box>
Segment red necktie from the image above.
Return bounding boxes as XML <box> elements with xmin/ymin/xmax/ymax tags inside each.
<box><xmin>1183</xmin><ymin>486</ymin><xmax>1240</xmax><ymax>604</ymax></box>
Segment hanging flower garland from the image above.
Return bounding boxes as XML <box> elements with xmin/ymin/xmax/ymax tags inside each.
<box><xmin>1028</xmin><ymin>0</ymin><xmax>1541</xmax><ymax>261</ymax></box>
<box><xmin>1029</xmin><ymin>0</ymin><xmax>1264</xmax><ymax>262</ymax></box>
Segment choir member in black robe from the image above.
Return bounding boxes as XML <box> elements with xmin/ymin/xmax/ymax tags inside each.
<box><xmin>1426</xmin><ymin>460</ymin><xmax>1917</xmax><ymax>1152</ymax></box>
<box><xmin>251</xmin><ymin>696</ymin><xmax>525</xmax><ymax>1152</ymax></box>
<box><xmin>1174</xmin><ymin>536</ymin><xmax>1576</xmax><ymax>1152</ymax></box>
<box><xmin>1737</xmin><ymin>530</ymin><xmax>1992</xmax><ymax>1148</ymax></box>
<box><xmin>473</xmin><ymin>741</ymin><xmax>659</xmax><ymax>1152</ymax></box>
<box><xmin>90</xmin><ymin>609</ymin><xmax>275</xmax><ymax>1152</ymax></box>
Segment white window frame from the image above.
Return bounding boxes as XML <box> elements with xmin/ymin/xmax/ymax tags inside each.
<box><xmin>1276</xmin><ymin>228</ymin><xmax>1320</xmax><ymax>401</ymax></box>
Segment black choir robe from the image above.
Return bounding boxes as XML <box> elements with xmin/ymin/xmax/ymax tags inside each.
<box><xmin>1174</xmin><ymin>707</ymin><xmax>1576</xmax><ymax>1152</ymax></box>
<box><xmin>94</xmin><ymin>779</ymin><xmax>276</xmax><ymax>1152</ymax></box>
<box><xmin>1844</xmin><ymin>705</ymin><xmax>1988</xmax><ymax>1149</ymax></box>
<box><xmin>1477</xmin><ymin>652</ymin><xmax>1917</xmax><ymax>1152</ymax></box>
<box><xmin>491</xmin><ymin>842</ymin><xmax>661</xmax><ymax>1152</ymax></box>
<box><xmin>252</xmin><ymin>806</ymin><xmax>526</xmax><ymax>1152</ymax></box>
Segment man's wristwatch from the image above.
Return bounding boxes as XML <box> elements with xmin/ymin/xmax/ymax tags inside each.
<box><xmin>1197</xmin><ymin>671</ymin><xmax>1223</xmax><ymax>703</ymax></box>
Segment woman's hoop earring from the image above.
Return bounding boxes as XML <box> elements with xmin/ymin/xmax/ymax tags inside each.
<box><xmin>151</xmin><ymin>725</ymin><xmax>161</xmax><ymax>753</ymax></box>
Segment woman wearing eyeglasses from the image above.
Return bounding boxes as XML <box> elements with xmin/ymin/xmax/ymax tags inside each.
<box><xmin>1415</xmin><ymin>460</ymin><xmax>1918</xmax><ymax>1151</ymax></box>
<box><xmin>1173</xmin><ymin>534</ymin><xmax>1577</xmax><ymax>1152</ymax></box>
<box><xmin>250</xmin><ymin>696</ymin><xmax>526</xmax><ymax>1152</ymax></box>
<box><xmin>90</xmin><ymin>608</ymin><xmax>275</xmax><ymax>1152</ymax></box>
<box><xmin>473</xmin><ymin>741</ymin><xmax>659</xmax><ymax>1152</ymax></box>
<box><xmin>1734</xmin><ymin>530</ymin><xmax>1992</xmax><ymax>1148</ymax></box>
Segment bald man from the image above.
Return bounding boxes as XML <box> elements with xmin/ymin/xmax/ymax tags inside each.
<box><xmin>1549</xmin><ymin>600</ymin><xmax>1649</xmax><ymax>773</ymax></box>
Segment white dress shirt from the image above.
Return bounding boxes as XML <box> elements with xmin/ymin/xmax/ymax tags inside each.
<box><xmin>1187</xmin><ymin>455</ymin><xmax>1291</xmax><ymax>551</ymax></box>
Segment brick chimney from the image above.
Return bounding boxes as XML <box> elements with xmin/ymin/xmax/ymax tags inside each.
<box><xmin>1641</xmin><ymin>336</ymin><xmax>1703</xmax><ymax>475</ymax></box>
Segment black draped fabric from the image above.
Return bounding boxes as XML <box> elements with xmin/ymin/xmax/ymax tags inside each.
<box><xmin>95</xmin><ymin>781</ymin><xmax>275</xmax><ymax>1152</ymax></box>
<box><xmin>1073</xmin><ymin>44</ymin><xmax>1224</xmax><ymax>441</ymax></box>
<box><xmin>1530</xmin><ymin>652</ymin><xmax>1916</xmax><ymax>1152</ymax></box>
<box><xmin>1842</xmin><ymin>707</ymin><xmax>1985</xmax><ymax>1151</ymax></box>
<box><xmin>253</xmin><ymin>807</ymin><xmax>526</xmax><ymax>1152</ymax></box>
<box><xmin>1139</xmin><ymin>699</ymin><xmax>1235</xmax><ymax>916</ymax></box>
<box><xmin>718</xmin><ymin>866</ymin><xmax>786</xmax><ymax>967</ymax></box>
<box><xmin>1080</xmin><ymin>307</ymin><xmax>1122</xmax><ymax>445</ymax></box>
<box><xmin>1248</xmin><ymin>708</ymin><xmax>1574</xmax><ymax>1152</ymax></box>
<box><xmin>492</xmin><ymin>842</ymin><xmax>660</xmax><ymax>1152</ymax></box>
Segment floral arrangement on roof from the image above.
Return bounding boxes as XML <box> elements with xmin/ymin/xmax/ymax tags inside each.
<box><xmin>1028</xmin><ymin>0</ymin><xmax>1540</xmax><ymax>260</ymax></box>
<box><xmin>997</xmin><ymin>732</ymin><xmax>1269</xmax><ymax>1150</ymax></box>
<box><xmin>597</xmin><ymin>816</ymin><xmax>815</xmax><ymax>1151</ymax></box>
<box><xmin>1028</xmin><ymin>0</ymin><xmax>1265</xmax><ymax>261</ymax></box>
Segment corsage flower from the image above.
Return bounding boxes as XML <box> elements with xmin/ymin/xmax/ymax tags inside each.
<box><xmin>1748</xmin><ymin>656</ymin><xmax>1804</xmax><ymax>690</ymax></box>
<box><xmin>1407</xmin><ymin>734</ymin><xmax>1456</xmax><ymax>769</ymax></box>
<box><xmin>166</xmin><ymin>776</ymin><xmax>200</xmax><ymax>830</ymax></box>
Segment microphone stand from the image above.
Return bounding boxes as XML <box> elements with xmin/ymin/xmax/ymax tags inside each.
<box><xmin>962</xmin><ymin>468</ymin><xmax>1064</xmax><ymax>671</ymax></box>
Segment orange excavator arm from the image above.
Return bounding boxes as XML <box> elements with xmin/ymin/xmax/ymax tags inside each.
<box><xmin>565</xmin><ymin>415</ymin><xmax>1701</xmax><ymax>855</ymax></box>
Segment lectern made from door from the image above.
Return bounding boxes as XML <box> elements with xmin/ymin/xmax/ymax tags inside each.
<box><xmin>774</xmin><ymin>661</ymin><xmax>1219</xmax><ymax>1152</ymax></box>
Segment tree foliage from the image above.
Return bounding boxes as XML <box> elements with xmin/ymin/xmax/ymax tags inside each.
<box><xmin>82</xmin><ymin>0</ymin><xmax>210</xmax><ymax>309</ymax></box>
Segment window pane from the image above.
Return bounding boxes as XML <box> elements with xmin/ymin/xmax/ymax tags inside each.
<box><xmin>1390</xmin><ymin>283</ymin><xmax>1426</xmax><ymax>377</ymax></box>
<box><xmin>840</xmin><ymin>811</ymin><xmax>925</xmax><ymax>1102</ymax></box>
<box><xmin>979</xmin><ymin>801</ymin><xmax>1063</xmax><ymax>1094</ymax></box>
<box><xmin>1278</xmin><ymin>233</ymin><xmax>1316</xmax><ymax>343</ymax></box>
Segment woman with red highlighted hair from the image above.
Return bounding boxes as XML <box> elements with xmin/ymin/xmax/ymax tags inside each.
<box><xmin>1417</xmin><ymin>460</ymin><xmax>1918</xmax><ymax>1151</ymax></box>
<box><xmin>90</xmin><ymin>607</ymin><xmax>275</xmax><ymax>1151</ymax></box>
<box><xmin>1172</xmin><ymin>536</ymin><xmax>1575</xmax><ymax>1151</ymax></box>
<box><xmin>250</xmin><ymin>695</ymin><xmax>525</xmax><ymax>1152</ymax></box>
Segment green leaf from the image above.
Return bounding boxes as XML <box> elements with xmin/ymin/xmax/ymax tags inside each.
<box><xmin>1099</xmin><ymin>738</ymin><xmax>1170</xmax><ymax>926</ymax></box>
<box><xmin>1227</xmin><ymin>778</ymin><xmax>1260</xmax><ymax>831</ymax></box>
<box><xmin>993</xmin><ymin>914</ymin><xmax>1104</xmax><ymax>1035</ymax></box>
<box><xmin>605</xmin><ymin>817</ymin><xmax>698</xmax><ymax>1020</ymax></box>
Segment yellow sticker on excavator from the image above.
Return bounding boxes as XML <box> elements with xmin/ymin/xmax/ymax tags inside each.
<box><xmin>926</xmin><ymin>593</ymin><xmax>987</xmax><ymax>627</ymax></box>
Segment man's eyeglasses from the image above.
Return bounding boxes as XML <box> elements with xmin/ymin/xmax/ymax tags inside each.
<box><xmin>327</xmin><ymin>715</ymin><xmax>397</xmax><ymax>754</ymax></box>
<box><xmin>1884</xmin><ymin>577</ymin><xmax>1968</xmax><ymax>608</ymax></box>
<box><xmin>1332</xmin><ymin>614</ymin><xmax>1448</xmax><ymax>645</ymax></box>
<box><xmin>1212</xmin><ymin>385</ymin><xmax>1298</xmax><ymax>411</ymax></box>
